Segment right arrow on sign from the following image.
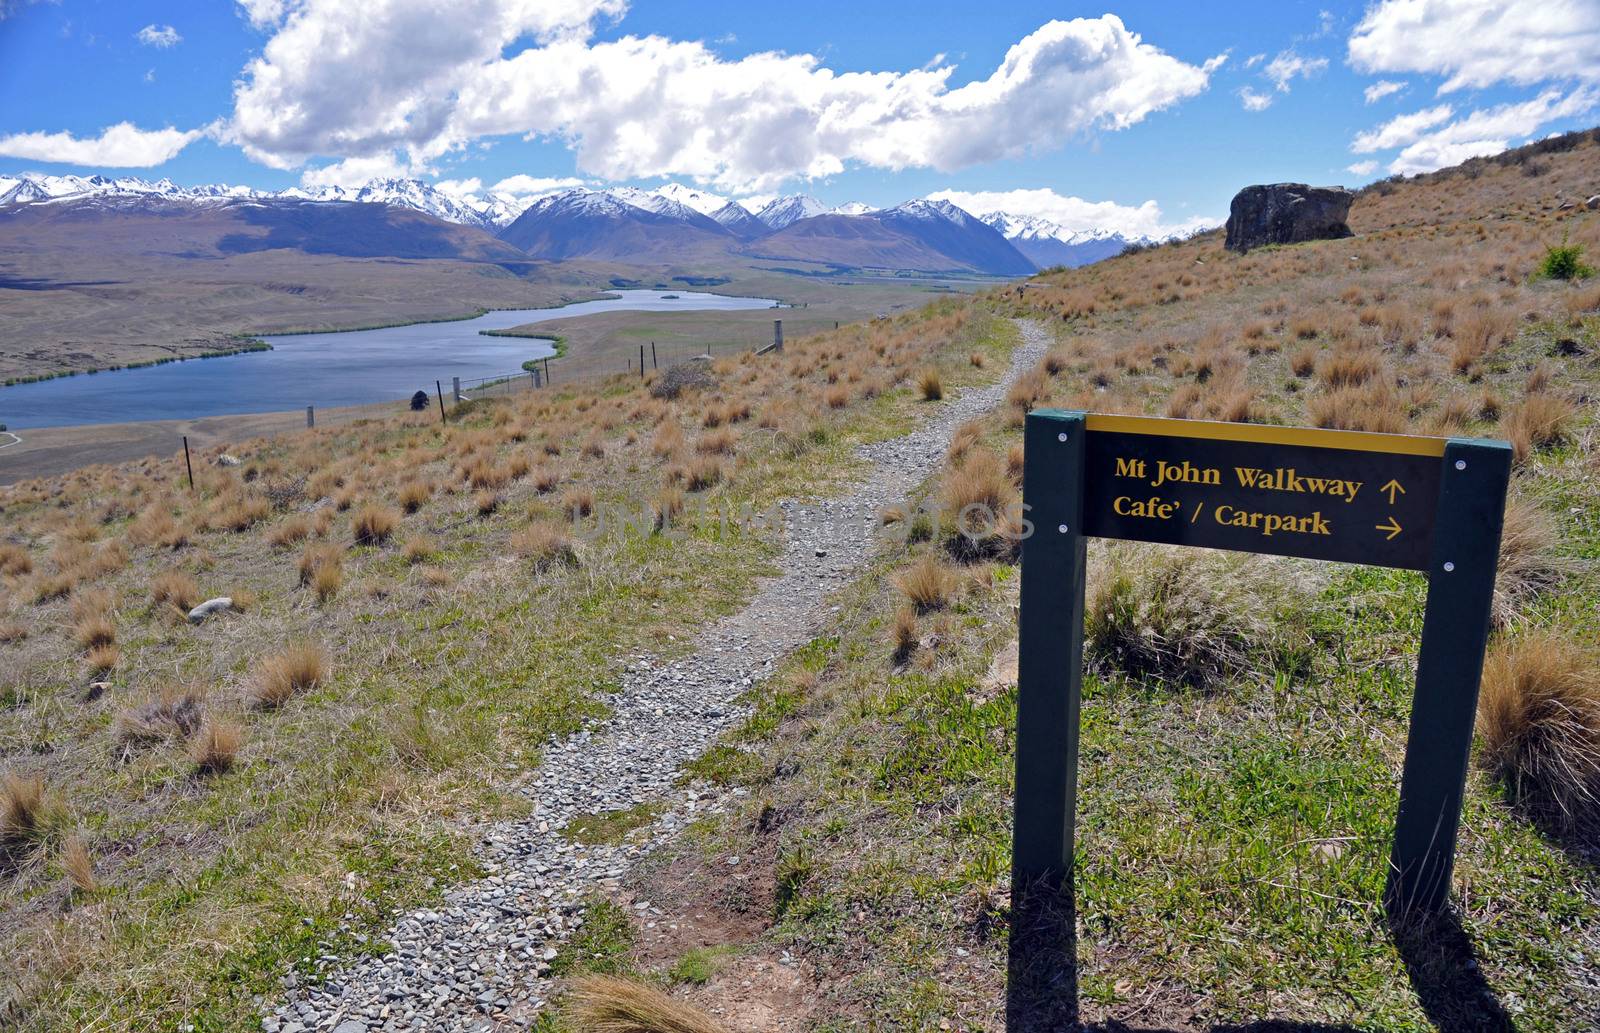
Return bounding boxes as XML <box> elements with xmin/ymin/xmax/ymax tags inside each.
<box><xmin>1377</xmin><ymin>515</ymin><xmax>1403</xmax><ymax>540</ymax></box>
<box><xmin>1381</xmin><ymin>478</ymin><xmax>1405</xmax><ymax>505</ymax></box>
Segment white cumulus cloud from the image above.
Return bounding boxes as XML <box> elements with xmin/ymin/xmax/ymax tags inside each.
<box><xmin>1351</xmin><ymin>104</ymin><xmax>1455</xmax><ymax>152</ymax></box>
<box><xmin>1363</xmin><ymin>80</ymin><xmax>1406</xmax><ymax>104</ymax></box>
<box><xmin>1349</xmin><ymin>0</ymin><xmax>1600</xmax><ymax>93</ymax></box>
<box><xmin>1264</xmin><ymin>50</ymin><xmax>1329</xmax><ymax>92</ymax></box>
<box><xmin>137</xmin><ymin>24</ymin><xmax>182</xmax><ymax>48</ymax></box>
<box><xmin>299</xmin><ymin>153</ymin><xmax>415</xmax><ymax>188</ymax></box>
<box><xmin>1347</xmin><ymin>160</ymin><xmax>1379</xmax><ymax>175</ymax></box>
<box><xmin>225</xmin><ymin>2</ymin><xmax>1218</xmax><ymax>192</ymax></box>
<box><xmin>489</xmin><ymin>174</ymin><xmax>586</xmax><ymax>196</ymax></box>
<box><xmin>1239</xmin><ymin>87</ymin><xmax>1274</xmax><ymax>112</ymax></box>
<box><xmin>1383</xmin><ymin>87</ymin><xmax>1600</xmax><ymax>173</ymax></box>
<box><xmin>0</xmin><ymin>122</ymin><xmax>201</xmax><ymax>166</ymax></box>
<box><xmin>926</xmin><ymin>187</ymin><xmax>1216</xmax><ymax>239</ymax></box>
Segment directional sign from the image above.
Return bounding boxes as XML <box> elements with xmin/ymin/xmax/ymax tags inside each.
<box><xmin>1079</xmin><ymin>415</ymin><xmax>1445</xmax><ymax>570</ymax></box>
<box><xmin>1008</xmin><ymin>410</ymin><xmax>1511</xmax><ymax>1021</ymax></box>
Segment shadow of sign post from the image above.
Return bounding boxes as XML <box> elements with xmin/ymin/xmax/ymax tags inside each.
<box><xmin>1009</xmin><ymin>410</ymin><xmax>1511</xmax><ymax>1028</ymax></box>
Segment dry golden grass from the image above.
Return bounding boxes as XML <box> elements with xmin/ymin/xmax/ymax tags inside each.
<box><xmin>1</xmin><ymin>772</ymin><xmax>46</xmax><ymax>846</ymax></box>
<box><xmin>0</xmin><ymin>543</ymin><xmax>32</xmax><ymax>576</ymax></box>
<box><xmin>891</xmin><ymin>604</ymin><xmax>919</xmax><ymax>661</ymax></box>
<box><xmin>113</xmin><ymin>686</ymin><xmax>205</xmax><ymax>748</ymax></box>
<box><xmin>562</xmin><ymin>488</ymin><xmax>594</xmax><ymax>521</ymax></box>
<box><xmin>511</xmin><ymin>522</ymin><xmax>578</xmax><ymax>570</ymax></box>
<box><xmin>1478</xmin><ymin>631</ymin><xmax>1600</xmax><ymax>825</ymax></box>
<box><xmin>567</xmin><ymin>974</ymin><xmax>731</xmax><ymax>1033</ymax></box>
<box><xmin>352</xmin><ymin>504</ymin><xmax>400</xmax><ymax>546</ymax></box>
<box><xmin>151</xmin><ymin>570</ymin><xmax>200</xmax><ymax>612</ymax></box>
<box><xmin>189</xmin><ymin>719</ymin><xmax>243</xmax><ymax>775</ymax></box>
<box><xmin>1503</xmin><ymin>393</ymin><xmax>1576</xmax><ymax>462</ymax></box>
<box><xmin>312</xmin><ymin>563</ymin><xmax>343</xmax><ymax>603</ymax></box>
<box><xmin>251</xmin><ymin>643</ymin><xmax>329</xmax><ymax>709</ymax></box>
<box><xmin>397</xmin><ymin>479</ymin><xmax>433</xmax><ymax>513</ymax></box>
<box><xmin>266</xmin><ymin>514</ymin><xmax>311</xmax><ymax>549</ymax></box>
<box><xmin>652</xmin><ymin>485</ymin><xmax>685</xmax><ymax>531</ymax></box>
<box><xmin>474</xmin><ymin>490</ymin><xmax>501</xmax><ymax>516</ymax></box>
<box><xmin>74</xmin><ymin>613</ymin><xmax>116</xmax><ymax>651</ymax></box>
<box><xmin>85</xmin><ymin>643</ymin><xmax>119</xmax><ymax>676</ymax></box>
<box><xmin>1493</xmin><ymin>496</ymin><xmax>1571</xmax><ymax>628</ymax></box>
<box><xmin>62</xmin><ymin>833</ymin><xmax>97</xmax><ymax>894</ymax></box>
<box><xmin>401</xmin><ymin>536</ymin><xmax>435</xmax><ymax>564</ymax></box>
<box><xmin>894</xmin><ymin>554</ymin><xmax>956</xmax><ymax>613</ymax></box>
<box><xmin>919</xmin><ymin>368</ymin><xmax>944</xmax><ymax>400</ymax></box>
<box><xmin>939</xmin><ymin>450</ymin><xmax>1018</xmax><ymax>561</ymax></box>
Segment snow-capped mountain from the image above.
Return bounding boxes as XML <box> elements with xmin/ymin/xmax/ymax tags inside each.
<box><xmin>651</xmin><ymin>183</ymin><xmax>733</xmax><ymax>217</ymax></box>
<box><xmin>756</xmin><ymin>194</ymin><xmax>828</xmax><ymax>230</ymax></box>
<box><xmin>0</xmin><ymin>170</ymin><xmax>1154</xmax><ymax>273</ymax></box>
<box><xmin>978</xmin><ymin>211</ymin><xmax>1155</xmax><ymax>269</ymax></box>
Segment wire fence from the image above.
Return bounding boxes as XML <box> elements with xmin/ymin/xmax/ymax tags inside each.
<box><xmin>448</xmin><ymin>335</ymin><xmax>773</xmax><ymax>403</ymax></box>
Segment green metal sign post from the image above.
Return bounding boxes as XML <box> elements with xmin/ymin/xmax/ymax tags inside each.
<box><xmin>1010</xmin><ymin>409</ymin><xmax>1511</xmax><ymax>1013</ymax></box>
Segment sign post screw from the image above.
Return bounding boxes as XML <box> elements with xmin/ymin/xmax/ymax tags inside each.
<box><xmin>1057</xmin><ymin>524</ymin><xmax>1069</xmax><ymax>534</ymax></box>
<box><xmin>1058</xmin><ymin>432</ymin><xmax>1068</xmax><ymax>442</ymax></box>
<box><xmin>1455</xmin><ymin>460</ymin><xmax>1467</xmax><ymax>470</ymax></box>
<box><xmin>1443</xmin><ymin>561</ymin><xmax>1456</xmax><ymax>572</ymax></box>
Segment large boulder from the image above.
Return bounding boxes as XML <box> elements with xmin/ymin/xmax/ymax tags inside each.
<box><xmin>1224</xmin><ymin>183</ymin><xmax>1354</xmax><ymax>253</ymax></box>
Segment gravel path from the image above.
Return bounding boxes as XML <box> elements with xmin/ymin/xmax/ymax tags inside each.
<box><xmin>265</xmin><ymin>320</ymin><xmax>1049</xmax><ymax>1033</ymax></box>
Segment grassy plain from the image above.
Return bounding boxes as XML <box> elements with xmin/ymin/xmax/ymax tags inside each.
<box><xmin>0</xmin><ymin>296</ymin><xmax>1007</xmax><ymax>1031</ymax></box>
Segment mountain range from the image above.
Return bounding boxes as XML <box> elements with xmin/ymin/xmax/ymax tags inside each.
<box><xmin>0</xmin><ymin>172</ymin><xmax>1171</xmax><ymax>275</ymax></box>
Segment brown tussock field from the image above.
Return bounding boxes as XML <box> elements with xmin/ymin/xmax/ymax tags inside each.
<box><xmin>0</xmin><ymin>276</ymin><xmax>1005</xmax><ymax>1029</ymax></box>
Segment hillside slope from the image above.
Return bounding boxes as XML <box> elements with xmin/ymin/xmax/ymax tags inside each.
<box><xmin>3</xmin><ymin>130</ymin><xmax>1599</xmax><ymax>1033</ymax></box>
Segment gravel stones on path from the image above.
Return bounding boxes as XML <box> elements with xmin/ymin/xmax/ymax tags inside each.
<box><xmin>267</xmin><ymin>321</ymin><xmax>1050</xmax><ymax>1032</ymax></box>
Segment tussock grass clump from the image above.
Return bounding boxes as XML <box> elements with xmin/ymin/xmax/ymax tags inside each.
<box><xmin>918</xmin><ymin>368</ymin><xmax>944</xmax><ymax>400</ymax></box>
<box><xmin>1493</xmin><ymin>496</ymin><xmax>1572</xmax><ymax>627</ymax></box>
<box><xmin>114</xmin><ymin>686</ymin><xmax>205</xmax><ymax>748</ymax></box>
<box><xmin>62</xmin><ymin>833</ymin><xmax>96</xmax><ymax>894</ymax></box>
<box><xmin>252</xmin><ymin>643</ymin><xmax>329</xmax><ymax>709</ymax></box>
<box><xmin>1</xmin><ymin>773</ymin><xmax>47</xmax><ymax>847</ymax></box>
<box><xmin>891</xmin><ymin>605</ymin><xmax>919</xmax><ymax>663</ymax></box>
<box><xmin>894</xmin><ymin>555</ymin><xmax>956</xmax><ymax>614</ymax></box>
<box><xmin>352</xmin><ymin>505</ymin><xmax>400</xmax><ymax>546</ymax></box>
<box><xmin>74</xmin><ymin>613</ymin><xmax>116</xmax><ymax>651</ymax></box>
<box><xmin>567</xmin><ymin>974</ymin><xmax>732</xmax><ymax>1033</ymax></box>
<box><xmin>297</xmin><ymin>543</ymin><xmax>341</xmax><ymax>586</ymax></box>
<box><xmin>1315</xmin><ymin>347</ymin><xmax>1382</xmax><ymax>389</ymax></box>
<box><xmin>562</xmin><ymin>488</ymin><xmax>594</xmax><ymax>521</ymax></box>
<box><xmin>683</xmin><ymin>456</ymin><xmax>724</xmax><ymax>492</ymax></box>
<box><xmin>397</xmin><ymin>479</ymin><xmax>433</xmax><ymax>513</ymax></box>
<box><xmin>1477</xmin><ymin>631</ymin><xmax>1600</xmax><ymax>826</ymax></box>
<box><xmin>266</xmin><ymin>515</ymin><xmax>311</xmax><ymax>549</ymax></box>
<box><xmin>1086</xmin><ymin>546</ymin><xmax>1313</xmax><ymax>691</ymax></box>
<box><xmin>0</xmin><ymin>543</ymin><xmax>32</xmax><ymax>577</ymax></box>
<box><xmin>652</xmin><ymin>486</ymin><xmax>685</xmax><ymax>531</ymax></box>
<box><xmin>189</xmin><ymin>719</ymin><xmax>243</xmax><ymax>775</ymax></box>
<box><xmin>512</xmin><ymin>523</ymin><xmax>578</xmax><ymax>570</ymax></box>
<box><xmin>939</xmin><ymin>450</ymin><xmax>1019</xmax><ymax>561</ymax></box>
<box><xmin>474</xmin><ymin>490</ymin><xmax>501</xmax><ymax>516</ymax></box>
<box><xmin>151</xmin><ymin>570</ymin><xmax>200</xmax><ymax>612</ymax></box>
<box><xmin>401</xmin><ymin>536</ymin><xmax>435</xmax><ymax>564</ymax></box>
<box><xmin>1502</xmin><ymin>393</ymin><xmax>1575</xmax><ymax>462</ymax></box>
<box><xmin>85</xmin><ymin>644</ymin><xmax>119</xmax><ymax>676</ymax></box>
<box><xmin>312</xmin><ymin>563</ymin><xmax>342</xmax><ymax>603</ymax></box>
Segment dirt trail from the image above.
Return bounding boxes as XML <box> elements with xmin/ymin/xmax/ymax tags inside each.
<box><xmin>267</xmin><ymin>320</ymin><xmax>1050</xmax><ymax>1033</ymax></box>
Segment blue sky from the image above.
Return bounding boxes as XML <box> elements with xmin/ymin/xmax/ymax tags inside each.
<box><xmin>2</xmin><ymin>1</ymin><xmax>1598</xmax><ymax>235</ymax></box>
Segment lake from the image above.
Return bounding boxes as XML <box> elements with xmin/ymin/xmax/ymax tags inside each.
<box><xmin>0</xmin><ymin>290</ymin><xmax>779</xmax><ymax>430</ymax></box>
